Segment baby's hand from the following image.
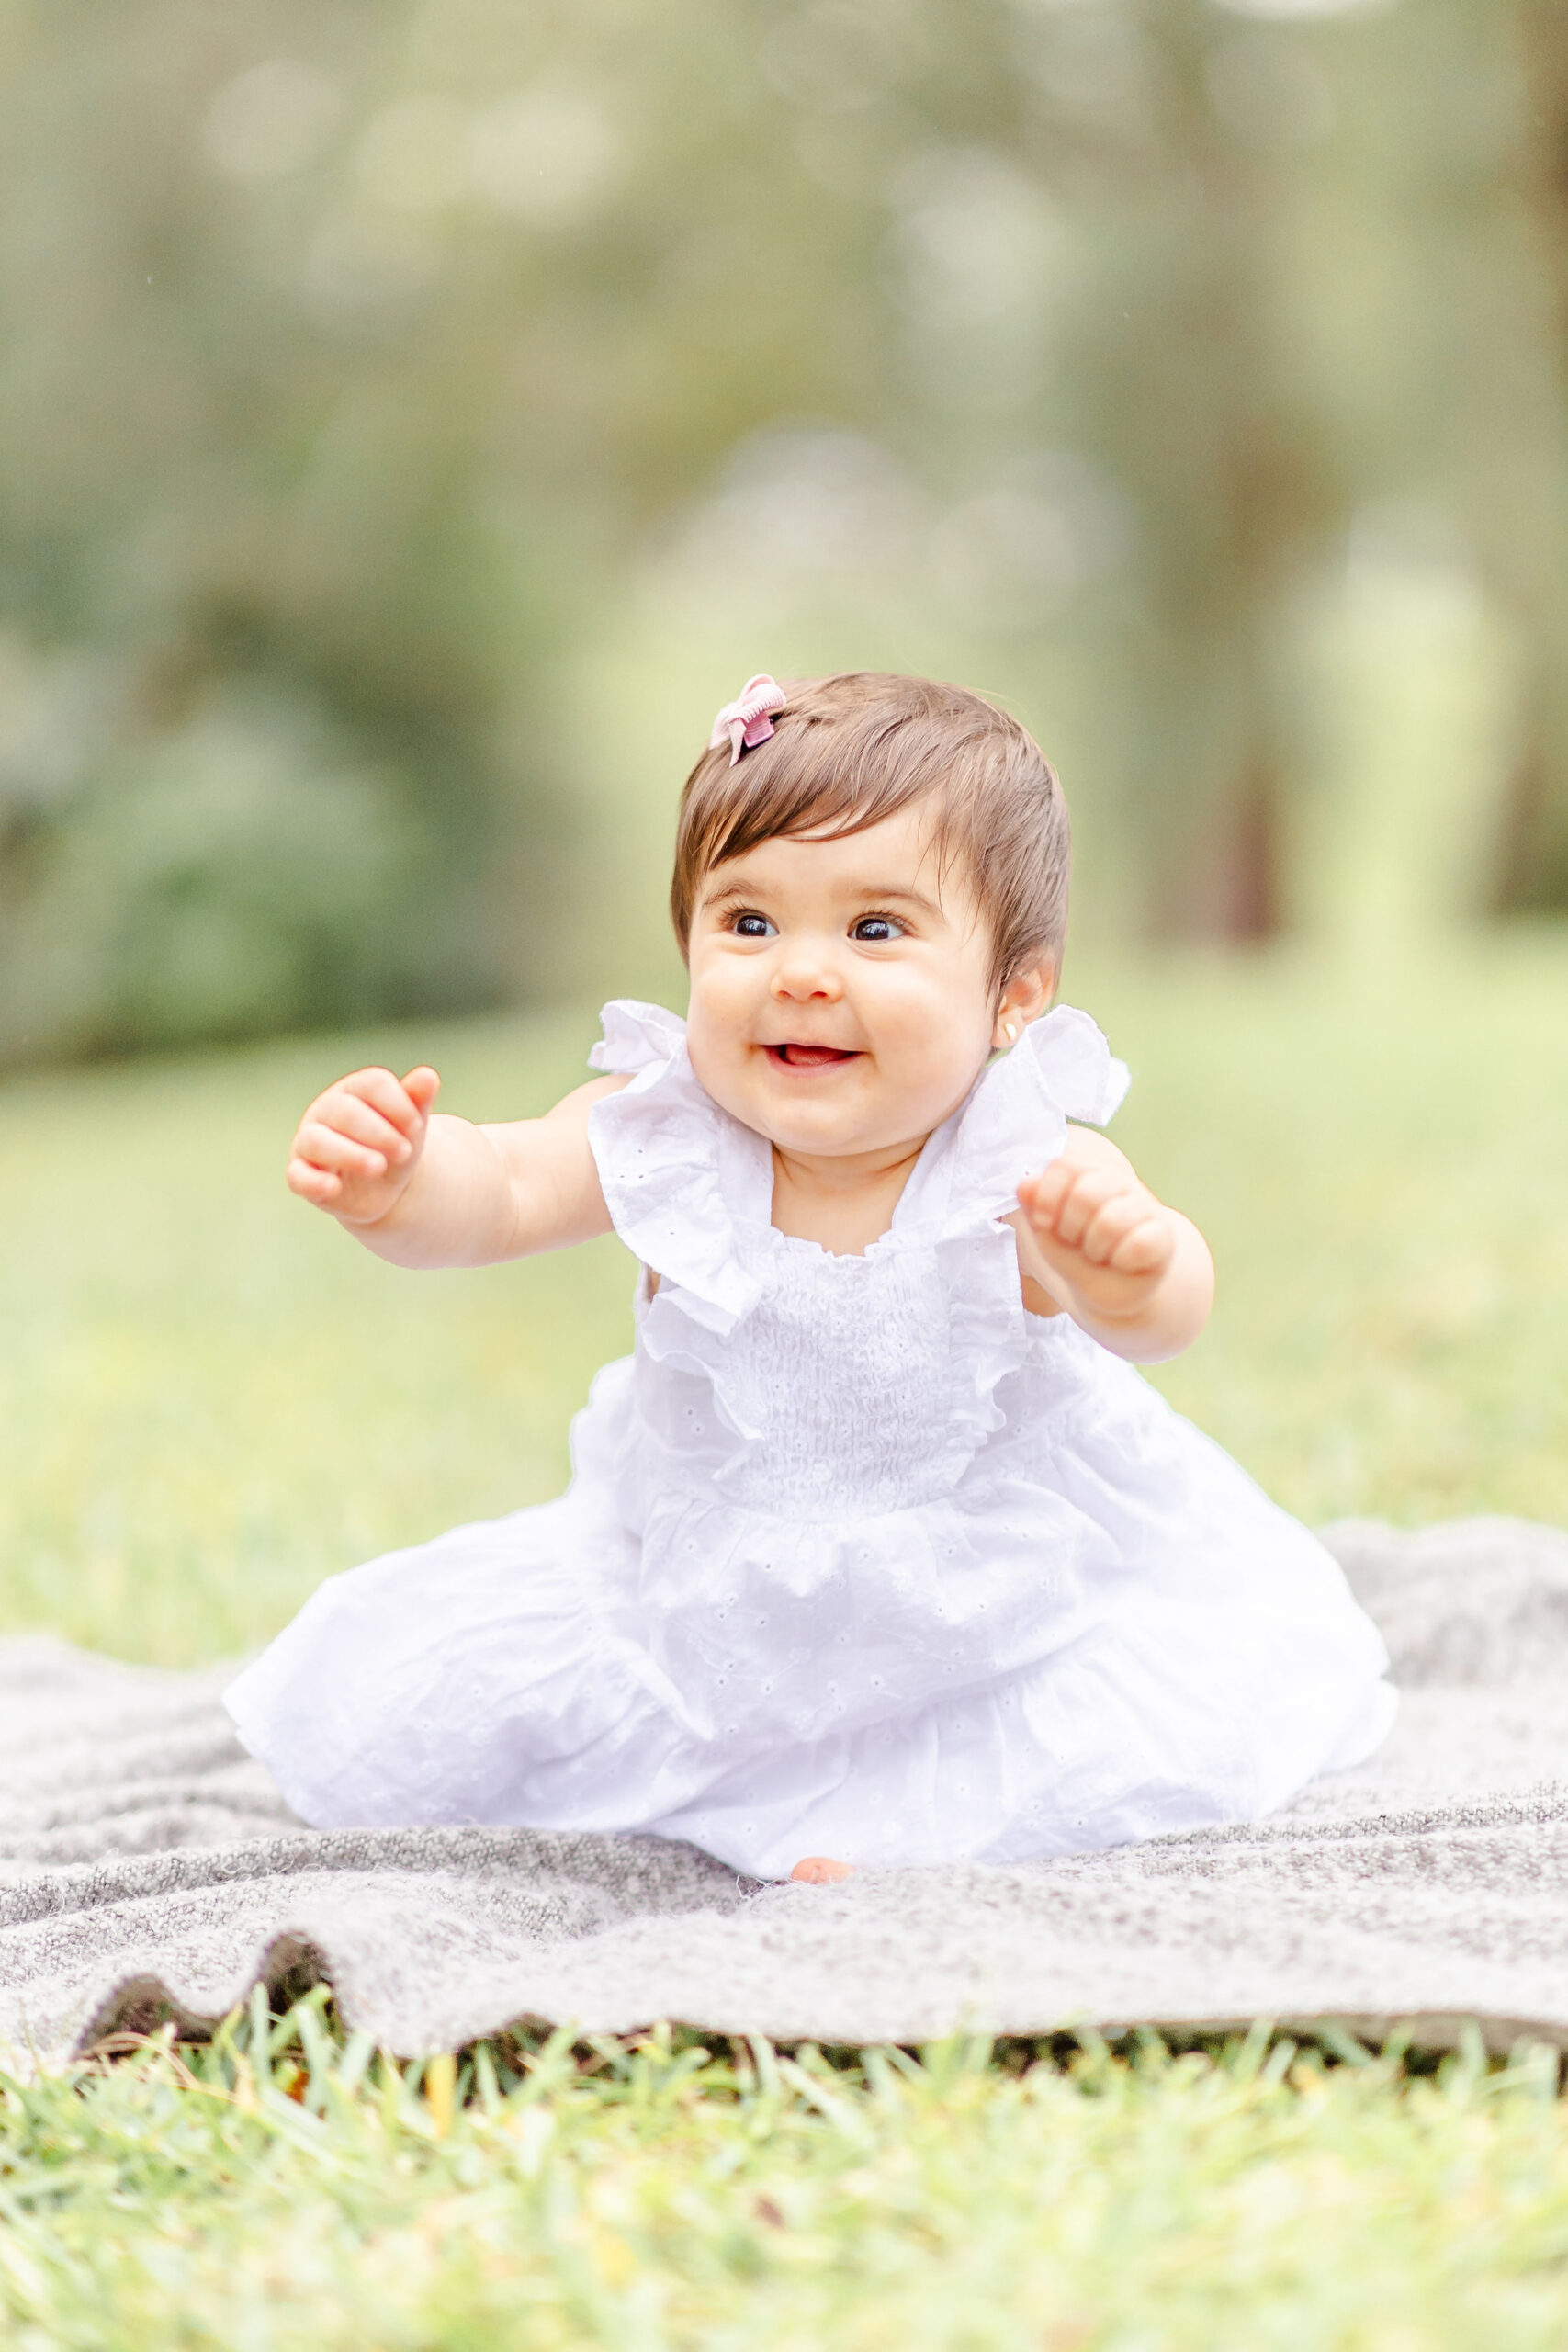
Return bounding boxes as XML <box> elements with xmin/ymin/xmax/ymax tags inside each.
<box><xmin>1017</xmin><ymin>1148</ymin><xmax>1176</xmax><ymax>1320</ymax></box>
<box><xmin>287</xmin><ymin>1066</ymin><xmax>441</xmax><ymax>1226</ymax></box>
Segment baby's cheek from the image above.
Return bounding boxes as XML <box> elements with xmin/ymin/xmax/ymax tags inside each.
<box><xmin>685</xmin><ymin>987</ymin><xmax>759</xmax><ymax>1118</ymax></box>
<box><xmin>685</xmin><ymin>1023</ymin><xmax>738</xmax><ymax>1108</ymax></box>
<box><xmin>880</xmin><ymin>1009</ymin><xmax>989</xmax><ymax>1119</ymax></box>
<box><xmin>692</xmin><ymin>952</ymin><xmax>760</xmax><ymax>1024</ymax></box>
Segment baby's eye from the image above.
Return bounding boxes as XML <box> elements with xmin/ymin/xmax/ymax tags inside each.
<box><xmin>852</xmin><ymin>914</ymin><xmax>904</xmax><ymax>944</ymax></box>
<box><xmin>732</xmin><ymin>912</ymin><xmax>776</xmax><ymax>940</ymax></box>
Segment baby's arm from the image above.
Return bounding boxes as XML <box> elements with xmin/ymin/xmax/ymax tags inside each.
<box><xmin>287</xmin><ymin>1065</ymin><xmax>628</xmax><ymax>1268</ymax></box>
<box><xmin>1010</xmin><ymin>1128</ymin><xmax>1213</xmax><ymax>1364</ymax></box>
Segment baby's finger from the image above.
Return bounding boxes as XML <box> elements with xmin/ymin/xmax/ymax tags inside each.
<box><xmin>1077</xmin><ymin>1190</ymin><xmax>1153</xmax><ymax>1266</ymax></box>
<box><xmin>1018</xmin><ymin>1159</ymin><xmax>1083</xmax><ymax>1227</ymax></box>
<box><xmin>1049</xmin><ymin>1170</ymin><xmax>1121</xmax><ymax>1250</ymax></box>
<box><xmin>320</xmin><ymin>1090</ymin><xmax>413</xmax><ymax>1165</ymax></box>
<box><xmin>400</xmin><ymin>1065</ymin><xmax>441</xmax><ymax>1115</ymax></box>
<box><xmin>338</xmin><ymin>1067</ymin><xmax>427</xmax><ymax>1140</ymax></box>
<box><xmin>1018</xmin><ymin>1165</ymin><xmax>1066</xmax><ymax>1222</ymax></box>
<box><xmin>1107</xmin><ymin>1216</ymin><xmax>1173</xmax><ymax>1276</ymax></box>
<box><xmin>295</xmin><ymin>1120</ymin><xmax>388</xmax><ymax>1181</ymax></box>
<box><xmin>288</xmin><ymin>1156</ymin><xmax>344</xmax><ymax>1205</ymax></box>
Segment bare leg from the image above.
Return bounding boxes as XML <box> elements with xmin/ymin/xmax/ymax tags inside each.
<box><xmin>789</xmin><ymin>1856</ymin><xmax>854</xmax><ymax>1884</ymax></box>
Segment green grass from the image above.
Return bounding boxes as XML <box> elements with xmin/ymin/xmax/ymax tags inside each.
<box><xmin>7</xmin><ymin>2003</ymin><xmax>1568</xmax><ymax>2352</ymax></box>
<box><xmin>3</xmin><ymin>933</ymin><xmax>1568</xmax><ymax>2346</ymax></box>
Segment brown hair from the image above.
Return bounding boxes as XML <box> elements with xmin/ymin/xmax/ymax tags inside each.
<box><xmin>671</xmin><ymin>672</ymin><xmax>1070</xmax><ymax>998</ymax></box>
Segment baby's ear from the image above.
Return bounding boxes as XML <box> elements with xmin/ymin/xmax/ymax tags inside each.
<box><xmin>993</xmin><ymin>959</ymin><xmax>1055</xmax><ymax>1046</ymax></box>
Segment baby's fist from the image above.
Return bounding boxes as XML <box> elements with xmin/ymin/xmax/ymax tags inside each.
<box><xmin>1017</xmin><ymin>1151</ymin><xmax>1175</xmax><ymax>1317</ymax></box>
<box><xmin>288</xmin><ymin>1065</ymin><xmax>441</xmax><ymax>1226</ymax></box>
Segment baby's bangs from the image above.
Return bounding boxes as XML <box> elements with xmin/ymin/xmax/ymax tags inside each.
<box><xmin>671</xmin><ymin>679</ymin><xmax>1003</xmax><ymax>944</ymax></box>
<box><xmin>696</xmin><ymin>717</ymin><xmax>953</xmax><ymax>869</ymax></box>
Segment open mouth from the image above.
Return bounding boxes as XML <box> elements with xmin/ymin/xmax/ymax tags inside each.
<box><xmin>765</xmin><ymin>1042</ymin><xmax>861</xmax><ymax>1069</ymax></box>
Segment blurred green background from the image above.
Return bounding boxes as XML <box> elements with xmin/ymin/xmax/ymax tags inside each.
<box><xmin>3</xmin><ymin>0</ymin><xmax>1568</xmax><ymax>1054</ymax></box>
<box><xmin>2</xmin><ymin>0</ymin><xmax>1568</xmax><ymax>1667</ymax></box>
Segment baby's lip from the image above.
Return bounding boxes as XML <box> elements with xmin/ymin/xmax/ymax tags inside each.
<box><xmin>762</xmin><ymin>1041</ymin><xmax>862</xmax><ymax>1069</ymax></box>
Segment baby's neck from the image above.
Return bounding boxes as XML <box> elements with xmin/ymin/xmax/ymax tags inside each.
<box><xmin>770</xmin><ymin>1136</ymin><xmax>930</xmax><ymax>1259</ymax></box>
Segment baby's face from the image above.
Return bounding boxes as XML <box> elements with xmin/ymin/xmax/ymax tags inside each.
<box><xmin>684</xmin><ymin>803</ymin><xmax>1002</xmax><ymax>1163</ymax></box>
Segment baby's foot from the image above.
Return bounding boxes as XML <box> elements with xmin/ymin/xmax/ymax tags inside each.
<box><xmin>789</xmin><ymin>1856</ymin><xmax>854</xmax><ymax>1884</ymax></box>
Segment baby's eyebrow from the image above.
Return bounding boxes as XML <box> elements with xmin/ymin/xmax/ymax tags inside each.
<box><xmin>699</xmin><ymin>876</ymin><xmax>768</xmax><ymax>910</ymax></box>
<box><xmin>840</xmin><ymin>881</ymin><xmax>945</xmax><ymax>919</ymax></box>
<box><xmin>699</xmin><ymin>871</ymin><xmax>946</xmax><ymax>919</ymax></box>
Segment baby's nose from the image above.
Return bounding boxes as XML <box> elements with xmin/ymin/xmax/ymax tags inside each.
<box><xmin>771</xmin><ymin>947</ymin><xmax>844</xmax><ymax>1001</ymax></box>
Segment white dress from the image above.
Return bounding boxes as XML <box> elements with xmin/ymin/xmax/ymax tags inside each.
<box><xmin>226</xmin><ymin>999</ymin><xmax>1395</xmax><ymax>1879</ymax></box>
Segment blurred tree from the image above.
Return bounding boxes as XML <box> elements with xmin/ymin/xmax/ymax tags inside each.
<box><xmin>1492</xmin><ymin>0</ymin><xmax>1568</xmax><ymax>913</ymax></box>
<box><xmin>0</xmin><ymin>2</ymin><xmax>527</xmax><ymax>1054</ymax></box>
<box><xmin>1011</xmin><ymin>0</ymin><xmax>1344</xmax><ymax>941</ymax></box>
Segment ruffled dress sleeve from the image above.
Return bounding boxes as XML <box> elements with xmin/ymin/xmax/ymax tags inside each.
<box><xmin>586</xmin><ymin>1000</ymin><xmax>766</xmax><ymax>1336</ymax></box>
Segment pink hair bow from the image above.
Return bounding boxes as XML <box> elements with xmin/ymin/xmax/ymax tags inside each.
<box><xmin>709</xmin><ymin>673</ymin><xmax>787</xmax><ymax>765</ymax></box>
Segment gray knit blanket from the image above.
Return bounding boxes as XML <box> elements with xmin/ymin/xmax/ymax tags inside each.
<box><xmin>5</xmin><ymin>1518</ymin><xmax>1568</xmax><ymax>2065</ymax></box>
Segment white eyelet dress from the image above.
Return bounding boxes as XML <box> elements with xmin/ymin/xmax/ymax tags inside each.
<box><xmin>225</xmin><ymin>1000</ymin><xmax>1395</xmax><ymax>1879</ymax></box>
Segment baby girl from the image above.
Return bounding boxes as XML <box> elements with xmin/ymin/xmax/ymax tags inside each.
<box><xmin>227</xmin><ymin>671</ymin><xmax>1393</xmax><ymax>1883</ymax></box>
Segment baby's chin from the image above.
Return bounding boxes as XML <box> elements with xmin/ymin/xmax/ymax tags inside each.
<box><xmin>694</xmin><ymin>1061</ymin><xmax>852</xmax><ymax>1145</ymax></box>
<box><xmin>716</xmin><ymin>1081</ymin><xmax>949</xmax><ymax>1166</ymax></box>
<box><xmin>750</xmin><ymin>1110</ymin><xmax>897</xmax><ymax>1159</ymax></box>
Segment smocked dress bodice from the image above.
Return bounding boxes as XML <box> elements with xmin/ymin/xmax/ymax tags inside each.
<box><xmin>586</xmin><ymin>996</ymin><xmax>1131</xmax><ymax>1525</ymax></box>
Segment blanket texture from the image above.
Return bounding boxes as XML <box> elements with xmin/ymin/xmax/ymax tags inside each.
<box><xmin>4</xmin><ymin>1517</ymin><xmax>1568</xmax><ymax>2065</ymax></box>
